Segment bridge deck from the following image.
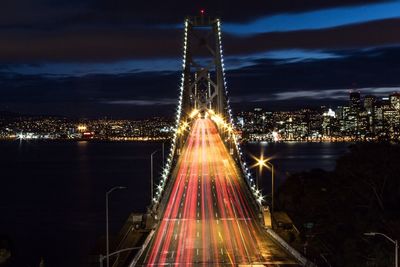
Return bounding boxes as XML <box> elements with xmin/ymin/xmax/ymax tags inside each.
<box><xmin>137</xmin><ymin>118</ymin><xmax>300</xmax><ymax>266</ymax></box>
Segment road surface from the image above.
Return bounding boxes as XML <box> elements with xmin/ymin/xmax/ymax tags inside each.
<box><xmin>139</xmin><ymin>118</ymin><xmax>299</xmax><ymax>266</ymax></box>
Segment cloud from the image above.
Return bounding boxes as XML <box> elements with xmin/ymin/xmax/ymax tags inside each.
<box><xmin>0</xmin><ymin>0</ymin><xmax>388</xmax><ymax>28</ymax></box>
<box><xmin>224</xmin><ymin>46</ymin><xmax>400</xmax><ymax>107</ymax></box>
<box><xmin>0</xmin><ymin>17</ymin><xmax>398</xmax><ymax>63</ymax></box>
<box><xmin>223</xmin><ymin>1</ymin><xmax>400</xmax><ymax>35</ymax></box>
<box><xmin>102</xmin><ymin>99</ymin><xmax>177</xmax><ymax>106</ymax></box>
<box><xmin>1</xmin><ymin>49</ymin><xmax>342</xmax><ymax>76</ymax></box>
<box><xmin>223</xmin><ymin>18</ymin><xmax>400</xmax><ymax>56</ymax></box>
<box><xmin>0</xmin><ymin>28</ymin><xmax>182</xmax><ymax>62</ymax></box>
<box><xmin>273</xmin><ymin>87</ymin><xmax>400</xmax><ymax>101</ymax></box>
<box><xmin>227</xmin><ymin>86</ymin><xmax>400</xmax><ymax>112</ymax></box>
<box><xmin>0</xmin><ymin>2</ymin><xmax>398</xmax><ymax>63</ymax></box>
<box><xmin>0</xmin><ymin>18</ymin><xmax>398</xmax><ymax>64</ymax></box>
<box><xmin>273</xmin><ymin>89</ymin><xmax>349</xmax><ymax>100</ymax></box>
<box><xmin>1</xmin><ymin>43</ymin><xmax>400</xmax><ymax>117</ymax></box>
<box><xmin>4</xmin><ymin>60</ymin><xmax>180</xmax><ymax>76</ymax></box>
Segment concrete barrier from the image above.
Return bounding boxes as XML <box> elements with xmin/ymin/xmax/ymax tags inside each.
<box><xmin>129</xmin><ymin>229</ymin><xmax>155</xmax><ymax>267</ymax></box>
<box><xmin>265</xmin><ymin>228</ymin><xmax>317</xmax><ymax>267</ymax></box>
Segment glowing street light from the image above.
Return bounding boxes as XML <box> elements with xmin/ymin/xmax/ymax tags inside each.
<box><xmin>254</xmin><ymin>155</ymin><xmax>275</xmax><ymax>212</ymax></box>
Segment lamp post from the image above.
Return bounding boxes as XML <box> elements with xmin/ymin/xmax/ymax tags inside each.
<box><xmin>106</xmin><ymin>186</ymin><xmax>126</xmax><ymax>267</ymax></box>
<box><xmin>254</xmin><ymin>156</ymin><xmax>275</xmax><ymax>213</ymax></box>
<box><xmin>151</xmin><ymin>150</ymin><xmax>160</xmax><ymax>204</ymax></box>
<box><xmin>364</xmin><ymin>232</ymin><xmax>398</xmax><ymax>267</ymax></box>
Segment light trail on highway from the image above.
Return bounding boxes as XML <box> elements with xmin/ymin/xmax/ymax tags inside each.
<box><xmin>141</xmin><ymin>118</ymin><xmax>298</xmax><ymax>266</ymax></box>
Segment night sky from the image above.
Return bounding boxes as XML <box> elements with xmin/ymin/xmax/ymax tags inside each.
<box><xmin>1</xmin><ymin>0</ymin><xmax>400</xmax><ymax>118</ymax></box>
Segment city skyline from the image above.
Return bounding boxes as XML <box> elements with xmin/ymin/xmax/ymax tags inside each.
<box><xmin>2</xmin><ymin>89</ymin><xmax>400</xmax><ymax>142</ymax></box>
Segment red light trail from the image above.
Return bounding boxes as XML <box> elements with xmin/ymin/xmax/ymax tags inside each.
<box><xmin>141</xmin><ymin>118</ymin><xmax>297</xmax><ymax>266</ymax></box>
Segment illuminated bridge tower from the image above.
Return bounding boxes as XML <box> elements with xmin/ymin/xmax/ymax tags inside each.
<box><xmin>152</xmin><ymin>15</ymin><xmax>239</xmax><ymax>212</ymax></box>
<box><xmin>180</xmin><ymin>15</ymin><xmax>232</xmax><ymax>128</ymax></box>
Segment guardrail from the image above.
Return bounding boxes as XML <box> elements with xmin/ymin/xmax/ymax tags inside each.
<box><xmin>265</xmin><ymin>228</ymin><xmax>317</xmax><ymax>267</ymax></box>
<box><xmin>129</xmin><ymin>229</ymin><xmax>155</xmax><ymax>267</ymax></box>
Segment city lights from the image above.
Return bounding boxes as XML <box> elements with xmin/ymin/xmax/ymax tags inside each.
<box><xmin>77</xmin><ymin>125</ymin><xmax>87</xmax><ymax>132</ymax></box>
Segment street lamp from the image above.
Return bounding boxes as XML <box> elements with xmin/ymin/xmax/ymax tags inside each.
<box><xmin>254</xmin><ymin>155</ymin><xmax>275</xmax><ymax>213</ymax></box>
<box><xmin>364</xmin><ymin>232</ymin><xmax>398</xmax><ymax>267</ymax></box>
<box><xmin>106</xmin><ymin>186</ymin><xmax>127</xmax><ymax>267</ymax></box>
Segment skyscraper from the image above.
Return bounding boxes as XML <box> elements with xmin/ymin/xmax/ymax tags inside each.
<box><xmin>364</xmin><ymin>95</ymin><xmax>376</xmax><ymax>114</ymax></box>
<box><xmin>364</xmin><ymin>95</ymin><xmax>377</xmax><ymax>134</ymax></box>
<box><xmin>389</xmin><ymin>92</ymin><xmax>400</xmax><ymax>110</ymax></box>
<box><xmin>348</xmin><ymin>91</ymin><xmax>361</xmax><ymax>136</ymax></box>
<box><xmin>350</xmin><ymin>91</ymin><xmax>362</xmax><ymax>114</ymax></box>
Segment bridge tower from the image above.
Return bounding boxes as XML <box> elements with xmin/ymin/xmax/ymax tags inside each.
<box><xmin>181</xmin><ymin>14</ymin><xmax>230</xmax><ymax>122</ymax></box>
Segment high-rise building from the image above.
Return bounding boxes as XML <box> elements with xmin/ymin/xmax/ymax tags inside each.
<box><xmin>358</xmin><ymin>110</ymin><xmax>370</xmax><ymax>137</ymax></box>
<box><xmin>364</xmin><ymin>95</ymin><xmax>376</xmax><ymax>134</ymax></box>
<box><xmin>390</xmin><ymin>92</ymin><xmax>400</xmax><ymax>110</ymax></box>
<box><xmin>322</xmin><ymin>108</ymin><xmax>336</xmax><ymax>136</ymax></box>
<box><xmin>347</xmin><ymin>91</ymin><xmax>362</xmax><ymax>136</ymax></box>
<box><xmin>383</xmin><ymin>109</ymin><xmax>399</xmax><ymax>138</ymax></box>
<box><xmin>373</xmin><ymin>100</ymin><xmax>385</xmax><ymax>135</ymax></box>
<box><xmin>335</xmin><ymin>106</ymin><xmax>344</xmax><ymax>120</ymax></box>
<box><xmin>350</xmin><ymin>91</ymin><xmax>362</xmax><ymax>114</ymax></box>
<box><xmin>364</xmin><ymin>95</ymin><xmax>376</xmax><ymax>114</ymax></box>
<box><xmin>381</xmin><ymin>97</ymin><xmax>391</xmax><ymax>110</ymax></box>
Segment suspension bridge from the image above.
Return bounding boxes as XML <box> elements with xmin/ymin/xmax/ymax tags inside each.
<box><xmin>120</xmin><ymin>15</ymin><xmax>312</xmax><ymax>267</ymax></box>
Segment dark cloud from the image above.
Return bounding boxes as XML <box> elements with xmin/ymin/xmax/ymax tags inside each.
<box><xmin>224</xmin><ymin>18</ymin><xmax>400</xmax><ymax>55</ymax></box>
<box><xmin>78</xmin><ymin>0</ymin><xmax>393</xmax><ymax>26</ymax></box>
<box><xmin>1</xmin><ymin>46</ymin><xmax>400</xmax><ymax>117</ymax></box>
<box><xmin>0</xmin><ymin>71</ymin><xmax>180</xmax><ymax>118</ymax></box>
<box><xmin>227</xmin><ymin>46</ymin><xmax>400</xmax><ymax>95</ymax></box>
<box><xmin>1</xmin><ymin>18</ymin><xmax>399</xmax><ymax>62</ymax></box>
<box><xmin>0</xmin><ymin>28</ymin><xmax>182</xmax><ymax>62</ymax></box>
<box><xmin>0</xmin><ymin>0</ymin><xmax>389</xmax><ymax>28</ymax></box>
<box><xmin>0</xmin><ymin>72</ymin><xmax>179</xmax><ymax>103</ymax></box>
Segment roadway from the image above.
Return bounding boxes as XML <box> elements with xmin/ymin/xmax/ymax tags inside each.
<box><xmin>139</xmin><ymin>118</ymin><xmax>299</xmax><ymax>266</ymax></box>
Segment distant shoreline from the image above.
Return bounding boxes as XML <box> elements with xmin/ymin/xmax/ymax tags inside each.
<box><xmin>0</xmin><ymin>137</ymin><xmax>169</xmax><ymax>142</ymax></box>
<box><xmin>0</xmin><ymin>137</ymin><xmax>376</xmax><ymax>143</ymax></box>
